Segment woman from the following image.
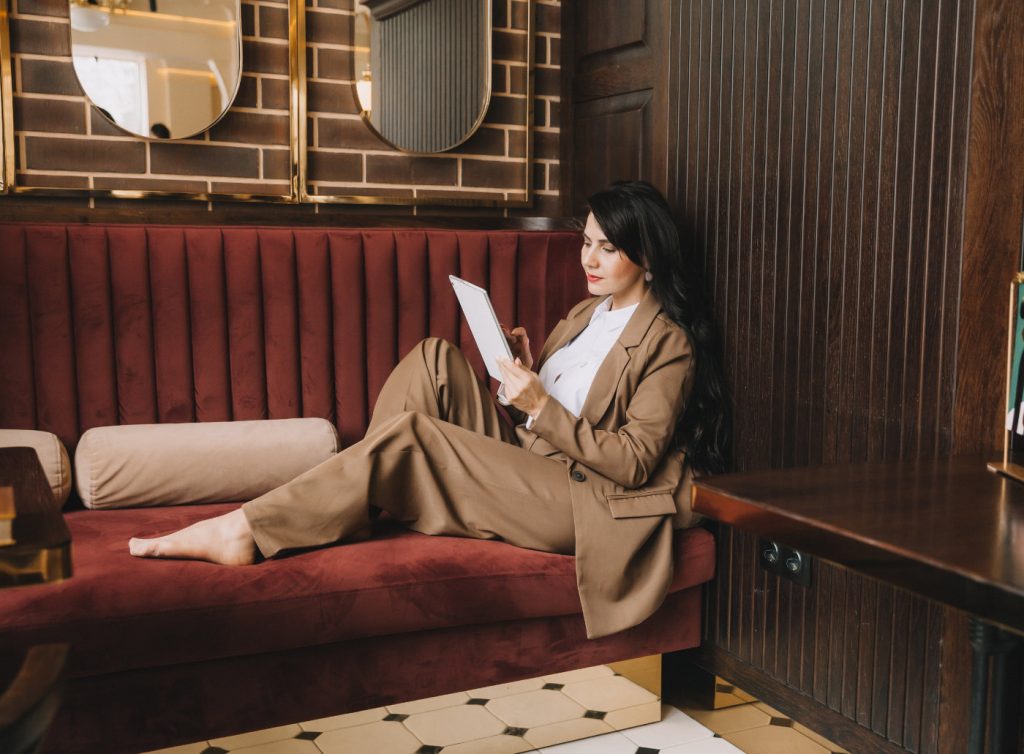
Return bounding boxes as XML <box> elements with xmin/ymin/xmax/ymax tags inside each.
<box><xmin>130</xmin><ymin>181</ymin><xmax>730</xmax><ymax>639</ymax></box>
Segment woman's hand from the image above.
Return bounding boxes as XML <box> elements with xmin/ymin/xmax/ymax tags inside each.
<box><xmin>500</xmin><ymin>324</ymin><xmax>533</xmax><ymax>370</ymax></box>
<box><xmin>497</xmin><ymin>357</ymin><xmax>549</xmax><ymax>419</ymax></box>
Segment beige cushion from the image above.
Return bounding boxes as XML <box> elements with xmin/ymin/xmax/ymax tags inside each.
<box><xmin>75</xmin><ymin>418</ymin><xmax>339</xmax><ymax>509</ymax></box>
<box><xmin>0</xmin><ymin>430</ymin><xmax>72</xmax><ymax>508</ymax></box>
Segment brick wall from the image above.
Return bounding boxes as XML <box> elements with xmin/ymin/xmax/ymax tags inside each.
<box><xmin>2</xmin><ymin>0</ymin><xmax>562</xmax><ymax>217</ymax></box>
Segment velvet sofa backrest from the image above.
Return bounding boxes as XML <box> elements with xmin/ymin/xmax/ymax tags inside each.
<box><xmin>0</xmin><ymin>225</ymin><xmax>585</xmax><ymax>449</ymax></box>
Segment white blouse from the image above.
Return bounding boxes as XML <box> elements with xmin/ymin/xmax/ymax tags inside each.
<box><xmin>524</xmin><ymin>297</ymin><xmax>638</xmax><ymax>428</ymax></box>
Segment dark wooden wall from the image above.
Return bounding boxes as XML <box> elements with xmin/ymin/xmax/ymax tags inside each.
<box><xmin>565</xmin><ymin>0</ymin><xmax>1024</xmax><ymax>752</ymax></box>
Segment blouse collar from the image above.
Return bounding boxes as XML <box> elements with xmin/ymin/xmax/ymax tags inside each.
<box><xmin>590</xmin><ymin>295</ymin><xmax>639</xmax><ymax>328</ymax></box>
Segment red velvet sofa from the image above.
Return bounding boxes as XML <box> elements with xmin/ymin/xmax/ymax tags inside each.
<box><xmin>0</xmin><ymin>223</ymin><xmax>715</xmax><ymax>754</ymax></box>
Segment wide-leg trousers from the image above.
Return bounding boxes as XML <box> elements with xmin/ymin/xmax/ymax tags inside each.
<box><xmin>242</xmin><ymin>338</ymin><xmax>576</xmax><ymax>557</ymax></box>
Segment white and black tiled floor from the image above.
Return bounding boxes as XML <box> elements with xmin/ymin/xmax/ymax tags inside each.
<box><xmin>143</xmin><ymin>669</ymin><xmax>848</xmax><ymax>754</ymax></box>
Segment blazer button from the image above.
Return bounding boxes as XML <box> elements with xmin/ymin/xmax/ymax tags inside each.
<box><xmin>571</xmin><ymin>470</ymin><xmax>586</xmax><ymax>482</ymax></box>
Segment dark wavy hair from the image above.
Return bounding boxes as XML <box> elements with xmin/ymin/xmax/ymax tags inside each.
<box><xmin>586</xmin><ymin>180</ymin><xmax>731</xmax><ymax>475</ymax></box>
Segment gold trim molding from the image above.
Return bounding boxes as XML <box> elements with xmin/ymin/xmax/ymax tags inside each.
<box><xmin>0</xmin><ymin>0</ymin><xmax>13</xmax><ymax>193</ymax></box>
<box><xmin>0</xmin><ymin>0</ymin><xmax>534</xmax><ymax>208</ymax></box>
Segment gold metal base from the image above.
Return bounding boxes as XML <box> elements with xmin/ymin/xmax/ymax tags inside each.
<box><xmin>608</xmin><ymin>654</ymin><xmax>662</xmax><ymax>697</ymax></box>
<box><xmin>0</xmin><ymin>542</ymin><xmax>71</xmax><ymax>588</ymax></box>
<box><xmin>986</xmin><ymin>460</ymin><xmax>1024</xmax><ymax>483</ymax></box>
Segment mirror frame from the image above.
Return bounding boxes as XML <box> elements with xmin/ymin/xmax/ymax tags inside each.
<box><xmin>0</xmin><ymin>0</ymin><xmax>533</xmax><ymax>208</ymax></box>
<box><xmin>298</xmin><ymin>0</ymin><xmax>533</xmax><ymax>207</ymax></box>
<box><xmin>0</xmin><ymin>0</ymin><xmax>301</xmax><ymax>204</ymax></box>
<box><xmin>0</xmin><ymin>0</ymin><xmax>13</xmax><ymax>194</ymax></box>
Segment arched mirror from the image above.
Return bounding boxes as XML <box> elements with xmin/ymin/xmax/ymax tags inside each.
<box><xmin>355</xmin><ymin>0</ymin><xmax>491</xmax><ymax>153</ymax></box>
<box><xmin>68</xmin><ymin>0</ymin><xmax>242</xmax><ymax>139</ymax></box>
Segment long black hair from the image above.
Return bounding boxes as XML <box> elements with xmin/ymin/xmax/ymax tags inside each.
<box><xmin>587</xmin><ymin>180</ymin><xmax>731</xmax><ymax>475</ymax></box>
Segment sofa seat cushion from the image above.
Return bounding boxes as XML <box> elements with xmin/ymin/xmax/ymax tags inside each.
<box><xmin>0</xmin><ymin>504</ymin><xmax>715</xmax><ymax>679</ymax></box>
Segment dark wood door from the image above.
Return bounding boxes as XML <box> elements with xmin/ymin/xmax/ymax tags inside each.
<box><xmin>565</xmin><ymin>0</ymin><xmax>672</xmax><ymax>214</ymax></box>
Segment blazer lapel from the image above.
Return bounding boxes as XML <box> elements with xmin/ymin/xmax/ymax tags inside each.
<box><xmin>578</xmin><ymin>288</ymin><xmax>664</xmax><ymax>425</ymax></box>
<box><xmin>535</xmin><ymin>297</ymin><xmax>603</xmax><ymax>370</ymax></box>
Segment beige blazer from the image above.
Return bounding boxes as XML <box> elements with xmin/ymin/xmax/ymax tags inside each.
<box><xmin>514</xmin><ymin>287</ymin><xmax>700</xmax><ymax>638</ymax></box>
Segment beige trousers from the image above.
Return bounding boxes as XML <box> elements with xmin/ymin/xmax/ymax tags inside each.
<box><xmin>242</xmin><ymin>338</ymin><xmax>575</xmax><ymax>557</ymax></box>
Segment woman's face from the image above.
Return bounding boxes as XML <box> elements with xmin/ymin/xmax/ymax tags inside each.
<box><xmin>581</xmin><ymin>212</ymin><xmax>648</xmax><ymax>308</ymax></box>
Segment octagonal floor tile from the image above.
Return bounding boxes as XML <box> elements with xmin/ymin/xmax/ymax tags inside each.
<box><xmin>662</xmin><ymin>738</ymin><xmax>746</xmax><ymax>753</ymax></box>
<box><xmin>298</xmin><ymin>706</ymin><xmax>388</xmax><ymax>733</ymax></box>
<box><xmin>682</xmin><ymin>703</ymin><xmax>771</xmax><ymax>734</ymax></box>
<box><xmin>466</xmin><ymin>677</ymin><xmax>547</xmax><ymax>699</ymax></box>
<box><xmin>141</xmin><ymin>744</ymin><xmax>208</xmax><ymax>754</ymax></box>
<box><xmin>387</xmin><ymin>690</ymin><xmax>470</xmax><ymax>715</ymax></box>
<box><xmin>441</xmin><ymin>733</ymin><xmax>535</xmax><ymax>754</ymax></box>
<box><xmin>537</xmin><ymin>730</ymin><xmax>638</xmax><ymax>753</ymax></box>
<box><xmin>487</xmin><ymin>689</ymin><xmax>585</xmax><ymax>728</ymax></box>
<box><xmin>619</xmin><ymin>704</ymin><xmax>714</xmax><ymax>749</ymax></box>
<box><xmin>403</xmin><ymin>703</ymin><xmax>507</xmax><ymax>747</ymax></box>
<box><xmin>724</xmin><ymin>724</ymin><xmax>830</xmax><ymax>754</ymax></box>
<box><xmin>209</xmin><ymin>724</ymin><xmax>302</xmax><ymax>749</ymax></box>
<box><xmin>603</xmin><ymin>699</ymin><xmax>662</xmax><ymax>730</ymax></box>
<box><xmin>541</xmin><ymin>665</ymin><xmax>615</xmax><ymax>685</ymax></box>
<box><xmin>315</xmin><ymin>720</ymin><xmax>423</xmax><ymax>754</ymax></box>
<box><xmin>232</xmin><ymin>740</ymin><xmax>320</xmax><ymax>754</ymax></box>
<box><xmin>523</xmin><ymin>715</ymin><xmax>614</xmax><ymax>749</ymax></box>
<box><xmin>562</xmin><ymin>675</ymin><xmax>658</xmax><ymax>711</ymax></box>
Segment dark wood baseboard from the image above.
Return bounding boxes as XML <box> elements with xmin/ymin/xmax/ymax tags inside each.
<box><xmin>671</xmin><ymin>646</ymin><xmax>909</xmax><ymax>754</ymax></box>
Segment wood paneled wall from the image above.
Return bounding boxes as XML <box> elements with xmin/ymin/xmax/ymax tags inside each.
<box><xmin>566</xmin><ymin>1</ymin><xmax>1024</xmax><ymax>752</ymax></box>
<box><xmin>676</xmin><ymin>0</ymin><xmax>972</xmax><ymax>472</ymax></box>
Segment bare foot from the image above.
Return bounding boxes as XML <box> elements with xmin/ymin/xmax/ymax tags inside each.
<box><xmin>129</xmin><ymin>508</ymin><xmax>256</xmax><ymax>565</ymax></box>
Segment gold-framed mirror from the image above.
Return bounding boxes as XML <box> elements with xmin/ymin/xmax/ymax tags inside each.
<box><xmin>68</xmin><ymin>0</ymin><xmax>243</xmax><ymax>140</ymax></box>
<box><xmin>0</xmin><ymin>0</ymin><xmax>535</xmax><ymax>207</ymax></box>
<box><xmin>300</xmin><ymin>0</ymin><xmax>532</xmax><ymax>206</ymax></box>
<box><xmin>0</xmin><ymin>0</ymin><xmax>12</xmax><ymax>193</ymax></box>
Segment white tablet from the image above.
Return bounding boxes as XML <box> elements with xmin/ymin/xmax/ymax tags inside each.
<box><xmin>449</xmin><ymin>275</ymin><xmax>514</xmax><ymax>382</ymax></box>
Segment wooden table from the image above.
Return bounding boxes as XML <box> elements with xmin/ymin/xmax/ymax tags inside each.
<box><xmin>692</xmin><ymin>456</ymin><xmax>1024</xmax><ymax>754</ymax></box>
<box><xmin>0</xmin><ymin>447</ymin><xmax>71</xmax><ymax>587</ymax></box>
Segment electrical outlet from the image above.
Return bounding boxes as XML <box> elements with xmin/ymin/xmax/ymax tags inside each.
<box><xmin>758</xmin><ymin>538</ymin><xmax>812</xmax><ymax>587</ymax></box>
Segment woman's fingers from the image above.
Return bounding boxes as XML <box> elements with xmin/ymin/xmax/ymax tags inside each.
<box><xmin>497</xmin><ymin>358</ymin><xmax>516</xmax><ymax>386</ymax></box>
<box><xmin>500</xmin><ymin>324</ymin><xmax>516</xmax><ymax>348</ymax></box>
<box><xmin>497</xmin><ymin>358</ymin><xmax>526</xmax><ymax>394</ymax></box>
<box><xmin>500</xmin><ymin>328</ymin><xmax>532</xmax><ymax>368</ymax></box>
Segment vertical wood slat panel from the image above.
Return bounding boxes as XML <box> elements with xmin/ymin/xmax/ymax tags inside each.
<box><xmin>570</xmin><ymin>0</ymin><xmax>990</xmax><ymax>747</ymax></box>
<box><xmin>668</xmin><ymin>1</ymin><xmax>973</xmax><ymax>751</ymax></box>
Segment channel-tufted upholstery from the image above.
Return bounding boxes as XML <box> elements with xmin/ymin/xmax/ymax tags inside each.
<box><xmin>0</xmin><ymin>225</ymin><xmax>585</xmax><ymax>452</ymax></box>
